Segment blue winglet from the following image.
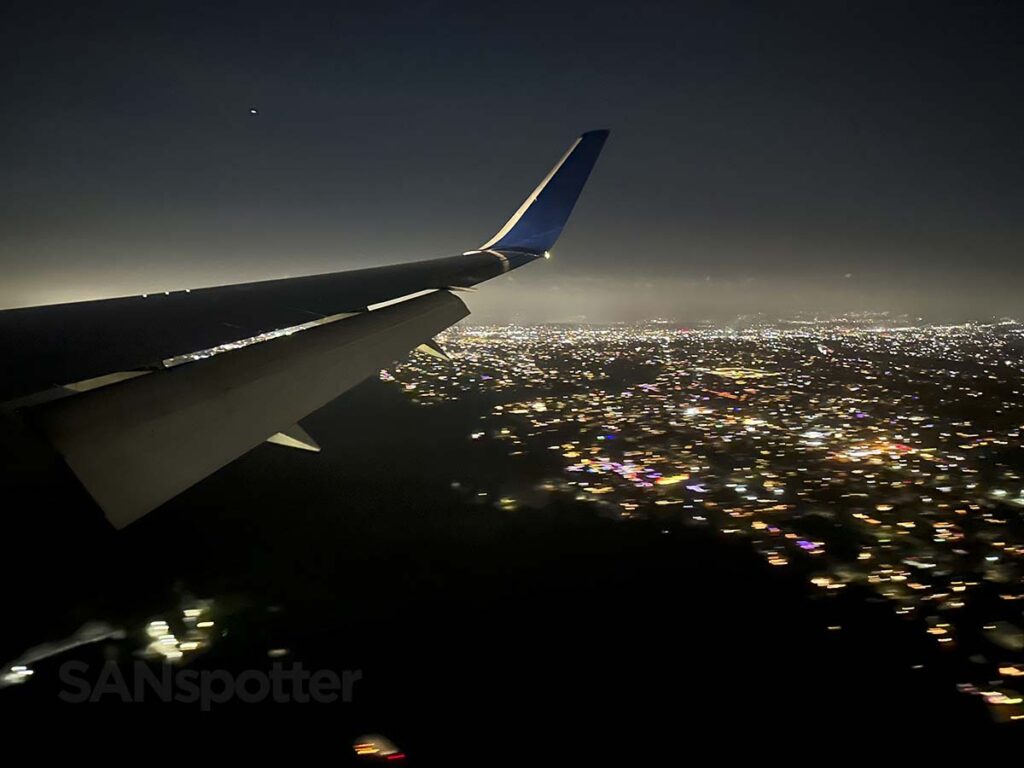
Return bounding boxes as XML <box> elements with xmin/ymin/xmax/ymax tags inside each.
<box><xmin>480</xmin><ymin>129</ymin><xmax>609</xmax><ymax>254</ymax></box>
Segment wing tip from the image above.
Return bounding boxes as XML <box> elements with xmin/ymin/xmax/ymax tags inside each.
<box><xmin>479</xmin><ymin>128</ymin><xmax>610</xmax><ymax>253</ymax></box>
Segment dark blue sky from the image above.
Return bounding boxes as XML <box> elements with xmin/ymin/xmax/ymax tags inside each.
<box><xmin>2</xmin><ymin>1</ymin><xmax>1022</xmax><ymax>320</ymax></box>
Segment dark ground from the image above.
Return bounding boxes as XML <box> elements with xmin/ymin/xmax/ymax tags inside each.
<box><xmin>0</xmin><ymin>378</ymin><xmax>1001</xmax><ymax>761</ymax></box>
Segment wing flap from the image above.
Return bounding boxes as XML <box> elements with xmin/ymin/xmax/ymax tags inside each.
<box><xmin>37</xmin><ymin>290</ymin><xmax>468</xmax><ymax>528</ymax></box>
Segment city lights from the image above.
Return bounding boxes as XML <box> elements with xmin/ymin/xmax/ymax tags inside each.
<box><xmin>382</xmin><ymin>315</ymin><xmax>1024</xmax><ymax>721</ymax></box>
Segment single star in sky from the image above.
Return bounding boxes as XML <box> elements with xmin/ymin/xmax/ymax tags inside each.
<box><xmin>249</xmin><ymin>108</ymin><xmax>258</xmax><ymax>115</ymax></box>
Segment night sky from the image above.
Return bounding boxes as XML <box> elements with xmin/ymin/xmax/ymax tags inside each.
<box><xmin>2</xmin><ymin>1</ymin><xmax>1022</xmax><ymax>320</ymax></box>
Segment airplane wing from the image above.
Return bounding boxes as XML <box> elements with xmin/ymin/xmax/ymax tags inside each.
<box><xmin>0</xmin><ymin>129</ymin><xmax>609</xmax><ymax>527</ymax></box>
